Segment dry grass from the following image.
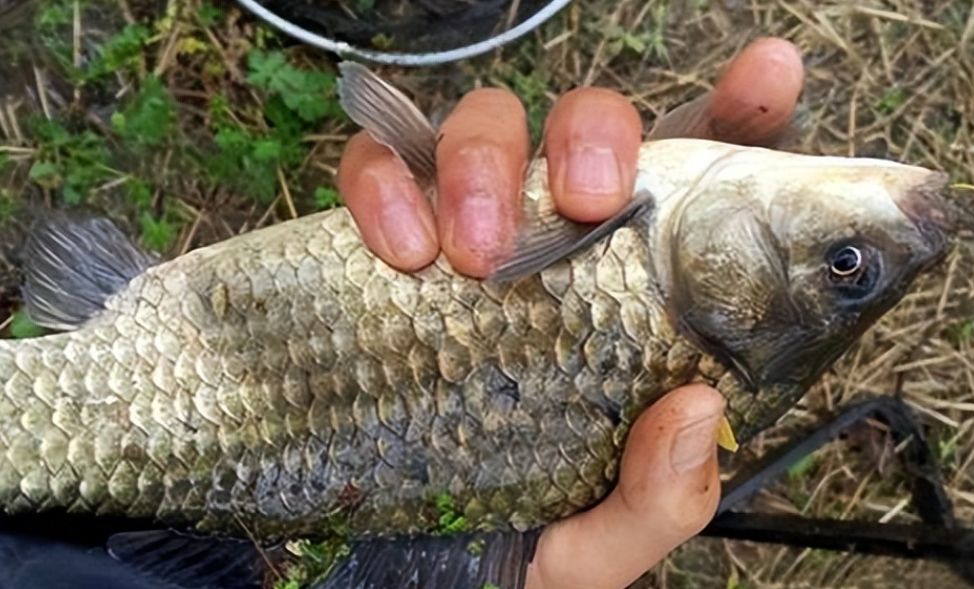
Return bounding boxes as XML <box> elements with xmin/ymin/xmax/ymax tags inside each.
<box><xmin>1</xmin><ymin>0</ymin><xmax>972</xmax><ymax>587</ymax></box>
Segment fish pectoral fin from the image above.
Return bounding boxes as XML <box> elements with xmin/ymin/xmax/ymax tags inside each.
<box><xmin>489</xmin><ymin>189</ymin><xmax>656</xmax><ymax>283</ymax></box>
<box><xmin>107</xmin><ymin>529</ymin><xmax>271</xmax><ymax>589</ymax></box>
<box><xmin>314</xmin><ymin>530</ymin><xmax>541</xmax><ymax>589</ymax></box>
<box><xmin>338</xmin><ymin>62</ymin><xmax>438</xmax><ymax>195</ymax></box>
<box><xmin>22</xmin><ymin>211</ymin><xmax>156</xmax><ymax>331</ymax></box>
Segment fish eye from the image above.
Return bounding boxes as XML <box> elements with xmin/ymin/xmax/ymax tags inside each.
<box><xmin>829</xmin><ymin>246</ymin><xmax>863</xmax><ymax>277</ymax></box>
<box><xmin>826</xmin><ymin>243</ymin><xmax>882</xmax><ymax>302</ymax></box>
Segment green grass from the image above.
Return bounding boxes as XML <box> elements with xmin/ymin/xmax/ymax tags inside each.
<box><xmin>10</xmin><ymin>1</ymin><xmax>349</xmax><ymax>257</ymax></box>
<box><xmin>434</xmin><ymin>492</ymin><xmax>469</xmax><ymax>535</ymax></box>
<box><xmin>875</xmin><ymin>87</ymin><xmax>907</xmax><ymax>115</ymax></box>
<box><xmin>112</xmin><ymin>76</ymin><xmax>176</xmax><ymax>148</ymax></box>
<box><xmin>948</xmin><ymin>317</ymin><xmax>974</xmax><ymax>346</ymax></box>
<box><xmin>313</xmin><ymin>186</ymin><xmax>341</xmax><ymax>211</ymax></box>
<box><xmin>28</xmin><ymin>118</ymin><xmax>116</xmax><ymax>205</ymax></box>
<box><xmin>9</xmin><ymin>310</ymin><xmax>44</xmax><ymax>339</ymax></box>
<box><xmin>274</xmin><ymin>537</ymin><xmax>351</xmax><ymax>589</ymax></box>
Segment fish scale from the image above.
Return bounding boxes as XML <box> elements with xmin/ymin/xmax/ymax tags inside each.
<box><xmin>0</xmin><ymin>164</ymin><xmax>727</xmax><ymax>540</ymax></box>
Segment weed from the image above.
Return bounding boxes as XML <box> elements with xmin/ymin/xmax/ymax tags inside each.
<box><xmin>787</xmin><ymin>453</ymin><xmax>817</xmax><ymax>480</ymax></box>
<box><xmin>948</xmin><ymin>317</ymin><xmax>974</xmax><ymax>346</ymax></box>
<box><xmin>499</xmin><ymin>69</ymin><xmax>548</xmax><ymax>143</ymax></box>
<box><xmin>9</xmin><ymin>309</ymin><xmax>43</xmax><ymax>339</ymax></box>
<box><xmin>466</xmin><ymin>538</ymin><xmax>485</xmax><ymax>556</ymax></box>
<box><xmin>353</xmin><ymin>0</ymin><xmax>376</xmax><ymax>14</ymax></box>
<box><xmin>875</xmin><ymin>87</ymin><xmax>906</xmax><ymax>115</ymax></box>
<box><xmin>603</xmin><ymin>5</ymin><xmax>669</xmax><ymax>62</ymax></box>
<box><xmin>199</xmin><ymin>50</ymin><xmax>346</xmax><ymax>205</ymax></box>
<box><xmin>35</xmin><ymin>0</ymin><xmax>74</xmax><ymax>73</ymax></box>
<box><xmin>85</xmin><ymin>24</ymin><xmax>150</xmax><ymax>82</ymax></box>
<box><xmin>0</xmin><ymin>189</ymin><xmax>17</xmax><ymax>222</ymax></box>
<box><xmin>247</xmin><ymin>50</ymin><xmax>343</xmax><ymax>124</ymax></box>
<box><xmin>313</xmin><ymin>186</ymin><xmax>341</xmax><ymax>211</ymax></box>
<box><xmin>139</xmin><ymin>207</ymin><xmax>181</xmax><ymax>252</ymax></box>
<box><xmin>275</xmin><ymin>537</ymin><xmax>350</xmax><ymax>589</ymax></box>
<box><xmin>28</xmin><ymin>118</ymin><xmax>116</xmax><ymax>204</ymax></box>
<box><xmin>206</xmin><ymin>125</ymin><xmax>299</xmax><ymax>203</ymax></box>
<box><xmin>938</xmin><ymin>436</ymin><xmax>958</xmax><ymax>466</ymax></box>
<box><xmin>112</xmin><ymin>76</ymin><xmax>175</xmax><ymax>148</ymax></box>
<box><xmin>197</xmin><ymin>2</ymin><xmax>224</xmax><ymax>27</ymax></box>
<box><xmin>434</xmin><ymin>492</ymin><xmax>469</xmax><ymax>535</ymax></box>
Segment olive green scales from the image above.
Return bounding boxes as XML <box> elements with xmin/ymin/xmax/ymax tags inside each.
<box><xmin>0</xmin><ymin>66</ymin><xmax>952</xmax><ymax>546</ymax></box>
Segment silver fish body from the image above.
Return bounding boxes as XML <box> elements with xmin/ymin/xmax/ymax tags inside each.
<box><xmin>0</xmin><ymin>135</ymin><xmax>950</xmax><ymax>544</ymax></box>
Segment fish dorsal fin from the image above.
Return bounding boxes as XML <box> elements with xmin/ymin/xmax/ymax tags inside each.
<box><xmin>22</xmin><ymin>212</ymin><xmax>156</xmax><ymax>331</ymax></box>
<box><xmin>314</xmin><ymin>530</ymin><xmax>540</xmax><ymax>589</ymax></box>
<box><xmin>107</xmin><ymin>530</ymin><xmax>268</xmax><ymax>589</ymax></box>
<box><xmin>337</xmin><ymin>62</ymin><xmax>438</xmax><ymax>194</ymax></box>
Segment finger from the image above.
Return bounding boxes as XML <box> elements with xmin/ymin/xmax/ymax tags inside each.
<box><xmin>649</xmin><ymin>37</ymin><xmax>804</xmax><ymax>146</ymax></box>
<box><xmin>436</xmin><ymin>88</ymin><xmax>529</xmax><ymax>278</ymax></box>
<box><xmin>544</xmin><ymin>88</ymin><xmax>642</xmax><ymax>222</ymax></box>
<box><xmin>526</xmin><ymin>384</ymin><xmax>724</xmax><ymax>589</ymax></box>
<box><xmin>337</xmin><ymin>131</ymin><xmax>438</xmax><ymax>271</ymax></box>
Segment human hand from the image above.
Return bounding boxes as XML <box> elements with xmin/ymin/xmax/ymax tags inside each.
<box><xmin>337</xmin><ymin>36</ymin><xmax>803</xmax><ymax>278</ymax></box>
<box><xmin>337</xmin><ymin>36</ymin><xmax>804</xmax><ymax>588</ymax></box>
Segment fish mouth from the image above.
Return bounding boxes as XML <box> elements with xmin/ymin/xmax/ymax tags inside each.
<box><xmin>894</xmin><ymin>170</ymin><xmax>951</xmax><ymax>268</ymax></box>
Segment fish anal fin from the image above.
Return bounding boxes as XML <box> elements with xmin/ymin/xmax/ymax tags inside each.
<box><xmin>22</xmin><ymin>212</ymin><xmax>156</xmax><ymax>331</ymax></box>
<box><xmin>314</xmin><ymin>530</ymin><xmax>541</xmax><ymax>589</ymax></box>
<box><xmin>490</xmin><ymin>189</ymin><xmax>656</xmax><ymax>283</ymax></box>
<box><xmin>337</xmin><ymin>62</ymin><xmax>438</xmax><ymax>193</ymax></box>
<box><xmin>107</xmin><ymin>529</ymin><xmax>270</xmax><ymax>589</ymax></box>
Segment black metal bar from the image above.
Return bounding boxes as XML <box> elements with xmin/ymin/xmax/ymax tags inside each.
<box><xmin>702</xmin><ymin>396</ymin><xmax>974</xmax><ymax>583</ymax></box>
<box><xmin>702</xmin><ymin>512</ymin><xmax>974</xmax><ymax>560</ymax></box>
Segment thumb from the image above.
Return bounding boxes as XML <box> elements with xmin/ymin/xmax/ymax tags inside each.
<box><xmin>526</xmin><ymin>384</ymin><xmax>723</xmax><ymax>589</ymax></box>
<box><xmin>615</xmin><ymin>384</ymin><xmax>724</xmax><ymax>549</ymax></box>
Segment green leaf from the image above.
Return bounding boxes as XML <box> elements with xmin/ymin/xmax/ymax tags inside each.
<box><xmin>197</xmin><ymin>2</ymin><xmax>224</xmax><ymax>27</ymax></box>
<box><xmin>246</xmin><ymin>50</ymin><xmax>289</xmax><ymax>89</ymax></box>
<box><xmin>313</xmin><ymin>186</ymin><xmax>340</xmax><ymax>210</ymax></box>
<box><xmin>875</xmin><ymin>88</ymin><xmax>906</xmax><ymax>115</ymax></box>
<box><xmin>114</xmin><ymin>76</ymin><xmax>175</xmax><ymax>147</ymax></box>
<box><xmin>28</xmin><ymin>119</ymin><xmax>114</xmax><ymax>204</ymax></box>
<box><xmin>246</xmin><ymin>50</ymin><xmax>342</xmax><ymax>124</ymax></box>
<box><xmin>354</xmin><ymin>0</ymin><xmax>375</xmax><ymax>13</ymax></box>
<box><xmin>9</xmin><ymin>309</ymin><xmax>44</xmax><ymax>339</ymax></box>
<box><xmin>29</xmin><ymin>160</ymin><xmax>61</xmax><ymax>185</ymax></box>
<box><xmin>0</xmin><ymin>189</ymin><xmax>18</xmax><ymax>221</ymax></box>
<box><xmin>948</xmin><ymin>318</ymin><xmax>974</xmax><ymax>345</ymax></box>
<box><xmin>90</xmin><ymin>24</ymin><xmax>150</xmax><ymax>80</ymax></box>
<box><xmin>139</xmin><ymin>210</ymin><xmax>178</xmax><ymax>252</ymax></box>
<box><xmin>787</xmin><ymin>454</ymin><xmax>817</xmax><ymax>480</ymax></box>
<box><xmin>252</xmin><ymin>138</ymin><xmax>283</xmax><ymax>162</ymax></box>
<box><xmin>434</xmin><ymin>492</ymin><xmax>469</xmax><ymax>534</ymax></box>
<box><xmin>128</xmin><ymin>179</ymin><xmax>153</xmax><ymax>208</ymax></box>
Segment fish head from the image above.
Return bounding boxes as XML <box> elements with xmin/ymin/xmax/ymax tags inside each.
<box><xmin>663</xmin><ymin>146</ymin><xmax>951</xmax><ymax>393</ymax></box>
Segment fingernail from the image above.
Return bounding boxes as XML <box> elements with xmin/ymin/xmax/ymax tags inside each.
<box><xmin>564</xmin><ymin>144</ymin><xmax>622</xmax><ymax>197</ymax></box>
<box><xmin>445</xmin><ymin>147</ymin><xmax>509</xmax><ymax>264</ymax></box>
<box><xmin>670</xmin><ymin>412</ymin><xmax>722</xmax><ymax>474</ymax></box>
<box><xmin>377</xmin><ymin>183</ymin><xmax>436</xmax><ymax>266</ymax></box>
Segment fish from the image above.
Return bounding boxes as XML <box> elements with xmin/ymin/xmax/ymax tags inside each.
<box><xmin>0</xmin><ymin>62</ymin><xmax>954</xmax><ymax>588</ymax></box>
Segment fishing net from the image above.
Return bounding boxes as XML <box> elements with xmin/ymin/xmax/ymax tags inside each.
<box><xmin>237</xmin><ymin>0</ymin><xmax>570</xmax><ymax>65</ymax></box>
